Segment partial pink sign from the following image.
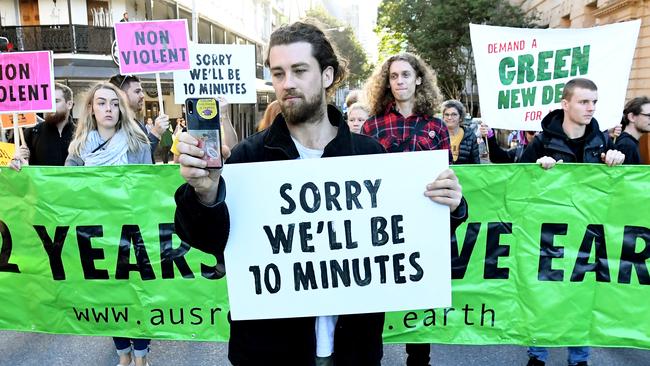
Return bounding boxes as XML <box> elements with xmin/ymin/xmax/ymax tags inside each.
<box><xmin>114</xmin><ymin>19</ymin><xmax>190</xmax><ymax>75</ymax></box>
<box><xmin>0</xmin><ymin>51</ymin><xmax>55</xmax><ymax>114</ymax></box>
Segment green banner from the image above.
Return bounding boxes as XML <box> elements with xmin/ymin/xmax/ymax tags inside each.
<box><xmin>0</xmin><ymin>164</ymin><xmax>648</xmax><ymax>349</ymax></box>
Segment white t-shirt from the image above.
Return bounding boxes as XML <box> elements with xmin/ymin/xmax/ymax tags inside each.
<box><xmin>291</xmin><ymin>136</ymin><xmax>338</xmax><ymax>358</ymax></box>
<box><xmin>292</xmin><ymin>136</ymin><xmax>325</xmax><ymax>159</ymax></box>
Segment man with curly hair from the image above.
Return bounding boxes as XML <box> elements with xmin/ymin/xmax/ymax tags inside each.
<box><xmin>362</xmin><ymin>53</ymin><xmax>451</xmax><ymax>161</ymax></box>
<box><xmin>362</xmin><ymin>53</ymin><xmax>457</xmax><ymax>366</ymax></box>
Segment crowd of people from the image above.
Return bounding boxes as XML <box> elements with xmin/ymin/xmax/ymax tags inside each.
<box><xmin>4</xmin><ymin>17</ymin><xmax>649</xmax><ymax>366</ymax></box>
<box><xmin>5</xmin><ymin>73</ymin><xmax>236</xmax><ymax>366</ymax></box>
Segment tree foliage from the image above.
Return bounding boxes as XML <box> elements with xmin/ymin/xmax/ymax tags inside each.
<box><xmin>376</xmin><ymin>0</ymin><xmax>538</xmax><ymax>101</ymax></box>
<box><xmin>305</xmin><ymin>7</ymin><xmax>372</xmax><ymax>88</ymax></box>
<box><xmin>376</xmin><ymin>28</ymin><xmax>407</xmax><ymax>63</ymax></box>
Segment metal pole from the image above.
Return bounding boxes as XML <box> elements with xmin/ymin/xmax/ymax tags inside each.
<box><xmin>156</xmin><ymin>73</ymin><xmax>165</xmax><ymax>116</ymax></box>
<box><xmin>145</xmin><ymin>0</ymin><xmax>153</xmax><ymax>20</ymax></box>
<box><xmin>12</xmin><ymin>114</ymin><xmax>19</xmax><ymax>150</ymax></box>
<box><xmin>192</xmin><ymin>0</ymin><xmax>198</xmax><ymax>43</ymax></box>
<box><xmin>67</xmin><ymin>0</ymin><xmax>75</xmax><ymax>53</ymax></box>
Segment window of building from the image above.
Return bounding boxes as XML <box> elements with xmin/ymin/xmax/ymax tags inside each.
<box><xmin>152</xmin><ymin>2</ymin><xmax>175</xmax><ymax>20</ymax></box>
<box><xmin>226</xmin><ymin>31</ymin><xmax>236</xmax><ymax>45</ymax></box>
<box><xmin>256</xmin><ymin>44</ymin><xmax>264</xmax><ymax>79</ymax></box>
<box><xmin>87</xmin><ymin>0</ymin><xmax>110</xmax><ymax>26</ymax></box>
<box><xmin>198</xmin><ymin>18</ymin><xmax>210</xmax><ymax>43</ymax></box>
<box><xmin>20</xmin><ymin>0</ymin><xmax>40</xmax><ymax>25</ymax></box>
<box><xmin>178</xmin><ymin>9</ymin><xmax>192</xmax><ymax>39</ymax></box>
<box><xmin>582</xmin><ymin>2</ymin><xmax>597</xmax><ymax>27</ymax></box>
<box><xmin>560</xmin><ymin>14</ymin><xmax>571</xmax><ymax>28</ymax></box>
<box><xmin>213</xmin><ymin>25</ymin><xmax>225</xmax><ymax>44</ymax></box>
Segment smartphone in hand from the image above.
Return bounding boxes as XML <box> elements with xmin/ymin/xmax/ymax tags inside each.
<box><xmin>185</xmin><ymin>98</ymin><xmax>222</xmax><ymax>169</ymax></box>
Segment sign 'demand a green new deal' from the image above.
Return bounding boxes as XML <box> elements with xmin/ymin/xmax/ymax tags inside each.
<box><xmin>497</xmin><ymin>43</ymin><xmax>589</xmax><ymax>117</ymax></box>
<box><xmin>470</xmin><ymin>21</ymin><xmax>641</xmax><ymax>131</ymax></box>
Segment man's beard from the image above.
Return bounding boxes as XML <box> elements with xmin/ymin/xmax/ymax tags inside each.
<box><xmin>280</xmin><ymin>91</ymin><xmax>324</xmax><ymax>125</ymax></box>
<box><xmin>44</xmin><ymin>111</ymin><xmax>68</xmax><ymax>125</ymax></box>
<box><xmin>131</xmin><ymin>103</ymin><xmax>143</xmax><ymax>120</ymax></box>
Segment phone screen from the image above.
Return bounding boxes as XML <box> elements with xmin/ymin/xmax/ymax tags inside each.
<box><xmin>185</xmin><ymin>98</ymin><xmax>222</xmax><ymax>169</ymax></box>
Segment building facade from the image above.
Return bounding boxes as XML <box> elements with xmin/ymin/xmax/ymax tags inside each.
<box><xmin>0</xmin><ymin>0</ymin><xmax>289</xmax><ymax>139</ymax></box>
<box><xmin>512</xmin><ymin>0</ymin><xmax>650</xmax><ymax>162</ymax></box>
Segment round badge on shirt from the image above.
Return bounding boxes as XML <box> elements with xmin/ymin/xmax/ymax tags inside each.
<box><xmin>428</xmin><ymin>130</ymin><xmax>436</xmax><ymax>139</ymax></box>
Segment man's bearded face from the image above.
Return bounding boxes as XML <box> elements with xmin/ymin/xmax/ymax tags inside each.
<box><xmin>44</xmin><ymin>89</ymin><xmax>70</xmax><ymax>124</ymax></box>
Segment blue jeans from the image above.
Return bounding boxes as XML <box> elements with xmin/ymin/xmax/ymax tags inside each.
<box><xmin>528</xmin><ymin>346</ymin><xmax>590</xmax><ymax>365</ymax></box>
<box><xmin>113</xmin><ymin>337</ymin><xmax>151</xmax><ymax>357</ymax></box>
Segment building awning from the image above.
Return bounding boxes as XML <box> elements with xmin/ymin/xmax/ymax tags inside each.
<box><xmin>55</xmin><ymin>64</ymin><xmax>120</xmax><ymax>80</ymax></box>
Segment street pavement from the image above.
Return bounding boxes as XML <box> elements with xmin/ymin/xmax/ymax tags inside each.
<box><xmin>0</xmin><ymin>331</ymin><xmax>648</xmax><ymax>365</ymax></box>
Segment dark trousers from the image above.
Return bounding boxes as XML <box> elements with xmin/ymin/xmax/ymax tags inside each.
<box><xmin>161</xmin><ymin>146</ymin><xmax>171</xmax><ymax>164</ymax></box>
<box><xmin>406</xmin><ymin>343</ymin><xmax>430</xmax><ymax>366</ymax></box>
<box><xmin>113</xmin><ymin>337</ymin><xmax>150</xmax><ymax>355</ymax></box>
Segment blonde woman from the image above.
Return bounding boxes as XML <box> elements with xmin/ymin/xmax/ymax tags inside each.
<box><xmin>66</xmin><ymin>83</ymin><xmax>151</xmax><ymax>166</ymax></box>
<box><xmin>346</xmin><ymin>102</ymin><xmax>369</xmax><ymax>134</ymax></box>
<box><xmin>65</xmin><ymin>82</ymin><xmax>151</xmax><ymax>366</ymax></box>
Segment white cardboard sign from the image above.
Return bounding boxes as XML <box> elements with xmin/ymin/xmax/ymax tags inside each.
<box><xmin>173</xmin><ymin>43</ymin><xmax>256</xmax><ymax>104</ymax></box>
<box><xmin>470</xmin><ymin>21</ymin><xmax>640</xmax><ymax>131</ymax></box>
<box><xmin>223</xmin><ymin>151</ymin><xmax>452</xmax><ymax>320</ymax></box>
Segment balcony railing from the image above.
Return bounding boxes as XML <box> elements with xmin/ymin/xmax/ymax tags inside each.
<box><xmin>0</xmin><ymin>25</ymin><xmax>114</xmax><ymax>54</ymax></box>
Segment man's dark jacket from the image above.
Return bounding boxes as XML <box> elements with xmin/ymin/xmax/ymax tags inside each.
<box><xmin>175</xmin><ymin>105</ymin><xmax>468</xmax><ymax>366</ymax></box>
<box><xmin>520</xmin><ymin>109</ymin><xmax>613</xmax><ymax>163</ymax></box>
<box><xmin>23</xmin><ymin>117</ymin><xmax>75</xmax><ymax>166</ymax></box>
<box><xmin>614</xmin><ymin>131</ymin><xmax>641</xmax><ymax>164</ymax></box>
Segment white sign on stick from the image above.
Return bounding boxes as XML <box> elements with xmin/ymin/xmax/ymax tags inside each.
<box><xmin>223</xmin><ymin>151</ymin><xmax>452</xmax><ymax>320</ymax></box>
<box><xmin>470</xmin><ymin>21</ymin><xmax>640</xmax><ymax>131</ymax></box>
<box><xmin>174</xmin><ymin>43</ymin><xmax>256</xmax><ymax>104</ymax></box>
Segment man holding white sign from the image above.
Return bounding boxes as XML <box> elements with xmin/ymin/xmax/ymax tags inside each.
<box><xmin>174</xmin><ymin>21</ymin><xmax>467</xmax><ymax>366</ymax></box>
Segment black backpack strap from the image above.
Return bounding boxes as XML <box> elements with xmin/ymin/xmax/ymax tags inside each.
<box><xmin>90</xmin><ymin>139</ymin><xmax>111</xmax><ymax>154</ymax></box>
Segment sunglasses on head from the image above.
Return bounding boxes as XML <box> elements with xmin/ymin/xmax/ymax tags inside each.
<box><xmin>110</xmin><ymin>74</ymin><xmax>132</xmax><ymax>90</ymax></box>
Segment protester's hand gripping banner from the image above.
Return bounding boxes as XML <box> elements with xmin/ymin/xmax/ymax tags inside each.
<box><xmin>0</xmin><ymin>163</ymin><xmax>649</xmax><ymax>350</ymax></box>
<box><xmin>173</xmin><ymin>43</ymin><xmax>257</xmax><ymax>104</ymax></box>
<box><xmin>470</xmin><ymin>21</ymin><xmax>640</xmax><ymax>131</ymax></box>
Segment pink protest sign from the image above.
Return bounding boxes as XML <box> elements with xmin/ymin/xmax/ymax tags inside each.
<box><xmin>0</xmin><ymin>51</ymin><xmax>54</xmax><ymax>114</ymax></box>
<box><xmin>114</xmin><ymin>19</ymin><xmax>190</xmax><ymax>75</ymax></box>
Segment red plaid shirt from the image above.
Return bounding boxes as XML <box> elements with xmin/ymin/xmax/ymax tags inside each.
<box><xmin>361</xmin><ymin>103</ymin><xmax>452</xmax><ymax>162</ymax></box>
